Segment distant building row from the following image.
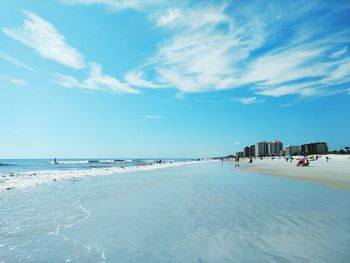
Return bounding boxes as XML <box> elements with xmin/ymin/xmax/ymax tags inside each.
<box><xmin>236</xmin><ymin>141</ymin><xmax>328</xmax><ymax>157</ymax></box>
<box><xmin>286</xmin><ymin>142</ymin><xmax>328</xmax><ymax>155</ymax></box>
<box><xmin>236</xmin><ymin>140</ymin><xmax>283</xmax><ymax>157</ymax></box>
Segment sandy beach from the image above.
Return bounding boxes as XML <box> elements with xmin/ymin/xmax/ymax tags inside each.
<box><xmin>241</xmin><ymin>154</ymin><xmax>350</xmax><ymax>191</ymax></box>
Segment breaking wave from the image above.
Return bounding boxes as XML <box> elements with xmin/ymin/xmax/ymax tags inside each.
<box><xmin>1</xmin><ymin>160</ymin><xmax>215</xmax><ymax>192</ymax></box>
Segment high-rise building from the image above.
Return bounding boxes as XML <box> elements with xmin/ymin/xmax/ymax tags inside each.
<box><xmin>244</xmin><ymin>147</ymin><xmax>250</xmax><ymax>157</ymax></box>
<box><xmin>285</xmin><ymin>145</ymin><xmax>301</xmax><ymax>155</ymax></box>
<box><xmin>254</xmin><ymin>140</ymin><xmax>283</xmax><ymax>156</ymax></box>
<box><xmin>249</xmin><ymin>145</ymin><xmax>255</xmax><ymax>157</ymax></box>
<box><xmin>267</xmin><ymin>140</ymin><xmax>283</xmax><ymax>156</ymax></box>
<box><xmin>255</xmin><ymin>142</ymin><xmax>269</xmax><ymax>157</ymax></box>
<box><xmin>301</xmin><ymin>142</ymin><xmax>328</xmax><ymax>155</ymax></box>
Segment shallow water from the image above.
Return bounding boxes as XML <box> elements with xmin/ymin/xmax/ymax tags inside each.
<box><xmin>1</xmin><ymin>162</ymin><xmax>350</xmax><ymax>262</ymax></box>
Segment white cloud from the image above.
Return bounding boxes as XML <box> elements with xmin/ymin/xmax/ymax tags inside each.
<box><xmin>329</xmin><ymin>46</ymin><xmax>348</xmax><ymax>59</ymax></box>
<box><xmin>54</xmin><ymin>74</ymin><xmax>90</xmax><ymax>90</ymax></box>
<box><xmin>140</xmin><ymin>2</ymin><xmax>350</xmax><ymax>99</ymax></box>
<box><xmin>58</xmin><ymin>1</ymin><xmax>350</xmax><ymax>100</ymax></box>
<box><xmin>125</xmin><ymin>71</ymin><xmax>161</xmax><ymax>89</ymax></box>
<box><xmin>155</xmin><ymin>8</ymin><xmax>181</xmax><ymax>27</ymax></box>
<box><xmin>240</xmin><ymin>48</ymin><xmax>328</xmax><ymax>86</ymax></box>
<box><xmin>144</xmin><ymin>115</ymin><xmax>163</xmax><ymax>119</ymax></box>
<box><xmin>146</xmin><ymin>4</ymin><xmax>244</xmax><ymax>93</ymax></box>
<box><xmin>322</xmin><ymin>59</ymin><xmax>350</xmax><ymax>85</ymax></box>
<box><xmin>54</xmin><ymin>63</ymin><xmax>139</xmax><ymax>94</ymax></box>
<box><xmin>238</xmin><ymin>97</ymin><xmax>263</xmax><ymax>104</ymax></box>
<box><xmin>0</xmin><ymin>74</ymin><xmax>28</xmax><ymax>87</ymax></box>
<box><xmin>0</xmin><ymin>51</ymin><xmax>35</xmax><ymax>72</ymax></box>
<box><xmin>234</xmin><ymin>142</ymin><xmax>240</xmax><ymax>145</ymax></box>
<box><xmin>2</xmin><ymin>10</ymin><xmax>84</xmax><ymax>69</ymax></box>
<box><xmin>60</xmin><ymin>0</ymin><xmax>166</xmax><ymax>10</ymax></box>
<box><xmin>86</xmin><ymin>63</ymin><xmax>139</xmax><ymax>93</ymax></box>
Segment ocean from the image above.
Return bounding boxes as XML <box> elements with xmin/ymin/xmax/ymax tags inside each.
<box><xmin>0</xmin><ymin>161</ymin><xmax>350</xmax><ymax>262</ymax></box>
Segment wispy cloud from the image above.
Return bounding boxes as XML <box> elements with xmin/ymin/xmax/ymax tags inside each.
<box><xmin>54</xmin><ymin>63</ymin><xmax>139</xmax><ymax>94</ymax></box>
<box><xmin>146</xmin><ymin>3</ymin><xmax>241</xmax><ymax>93</ymax></box>
<box><xmin>329</xmin><ymin>46</ymin><xmax>348</xmax><ymax>59</ymax></box>
<box><xmin>60</xmin><ymin>0</ymin><xmax>166</xmax><ymax>11</ymax></box>
<box><xmin>0</xmin><ymin>51</ymin><xmax>35</xmax><ymax>72</ymax></box>
<box><xmin>139</xmin><ymin>2</ymin><xmax>350</xmax><ymax>99</ymax></box>
<box><xmin>58</xmin><ymin>1</ymin><xmax>350</xmax><ymax>100</ymax></box>
<box><xmin>125</xmin><ymin>71</ymin><xmax>161</xmax><ymax>89</ymax></box>
<box><xmin>238</xmin><ymin>97</ymin><xmax>263</xmax><ymax>104</ymax></box>
<box><xmin>154</xmin><ymin>8</ymin><xmax>181</xmax><ymax>27</ymax></box>
<box><xmin>0</xmin><ymin>74</ymin><xmax>28</xmax><ymax>87</ymax></box>
<box><xmin>234</xmin><ymin>142</ymin><xmax>240</xmax><ymax>145</ymax></box>
<box><xmin>2</xmin><ymin>10</ymin><xmax>84</xmax><ymax>69</ymax></box>
<box><xmin>144</xmin><ymin>115</ymin><xmax>163</xmax><ymax>119</ymax></box>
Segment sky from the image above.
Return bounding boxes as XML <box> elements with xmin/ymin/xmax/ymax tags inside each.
<box><xmin>0</xmin><ymin>0</ymin><xmax>349</xmax><ymax>158</ymax></box>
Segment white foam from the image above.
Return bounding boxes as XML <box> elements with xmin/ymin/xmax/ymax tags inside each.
<box><xmin>0</xmin><ymin>160</ymin><xmax>216</xmax><ymax>192</ymax></box>
<box><xmin>48</xmin><ymin>203</ymin><xmax>91</xmax><ymax>236</ymax></box>
<box><xmin>51</xmin><ymin>160</ymin><xmax>90</xmax><ymax>165</ymax></box>
<box><xmin>97</xmin><ymin>160</ymin><xmax>115</xmax><ymax>163</ymax></box>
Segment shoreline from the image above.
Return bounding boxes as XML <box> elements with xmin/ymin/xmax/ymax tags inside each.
<box><xmin>0</xmin><ymin>159</ymin><xmax>216</xmax><ymax>192</ymax></box>
<box><xmin>239</xmin><ymin>155</ymin><xmax>350</xmax><ymax>192</ymax></box>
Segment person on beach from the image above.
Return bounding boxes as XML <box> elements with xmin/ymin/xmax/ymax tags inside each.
<box><xmin>235</xmin><ymin>157</ymin><xmax>240</xmax><ymax>167</ymax></box>
<box><xmin>326</xmin><ymin>156</ymin><xmax>329</xmax><ymax>162</ymax></box>
<box><xmin>304</xmin><ymin>158</ymin><xmax>310</xmax><ymax>166</ymax></box>
<box><xmin>297</xmin><ymin>157</ymin><xmax>305</xmax><ymax>166</ymax></box>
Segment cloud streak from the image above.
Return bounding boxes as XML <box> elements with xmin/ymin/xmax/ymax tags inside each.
<box><xmin>60</xmin><ymin>0</ymin><xmax>166</xmax><ymax>11</ymax></box>
<box><xmin>0</xmin><ymin>51</ymin><xmax>35</xmax><ymax>72</ymax></box>
<box><xmin>54</xmin><ymin>63</ymin><xmax>139</xmax><ymax>94</ymax></box>
<box><xmin>125</xmin><ymin>71</ymin><xmax>161</xmax><ymax>89</ymax></box>
<box><xmin>2</xmin><ymin>10</ymin><xmax>84</xmax><ymax>69</ymax></box>
<box><xmin>0</xmin><ymin>74</ymin><xmax>28</xmax><ymax>87</ymax></box>
<box><xmin>131</xmin><ymin>1</ymin><xmax>350</xmax><ymax>99</ymax></box>
<box><xmin>238</xmin><ymin>97</ymin><xmax>263</xmax><ymax>104</ymax></box>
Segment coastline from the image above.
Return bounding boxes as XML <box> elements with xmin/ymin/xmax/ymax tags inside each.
<box><xmin>0</xmin><ymin>159</ymin><xmax>216</xmax><ymax>192</ymax></box>
<box><xmin>240</xmin><ymin>154</ymin><xmax>350</xmax><ymax>192</ymax></box>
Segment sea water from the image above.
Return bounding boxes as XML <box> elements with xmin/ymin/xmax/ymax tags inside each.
<box><xmin>0</xmin><ymin>161</ymin><xmax>349</xmax><ymax>262</ymax></box>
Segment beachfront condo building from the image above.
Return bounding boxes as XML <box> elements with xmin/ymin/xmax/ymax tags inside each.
<box><xmin>250</xmin><ymin>145</ymin><xmax>255</xmax><ymax>157</ymax></box>
<box><xmin>244</xmin><ymin>147</ymin><xmax>250</xmax><ymax>158</ymax></box>
<box><xmin>267</xmin><ymin>141</ymin><xmax>283</xmax><ymax>155</ymax></box>
<box><xmin>255</xmin><ymin>142</ymin><xmax>269</xmax><ymax>157</ymax></box>
<box><xmin>254</xmin><ymin>140</ymin><xmax>283</xmax><ymax>157</ymax></box>
<box><xmin>242</xmin><ymin>145</ymin><xmax>256</xmax><ymax>157</ymax></box>
<box><xmin>236</xmin><ymin>152</ymin><xmax>244</xmax><ymax>157</ymax></box>
<box><xmin>301</xmin><ymin>142</ymin><xmax>328</xmax><ymax>155</ymax></box>
<box><xmin>285</xmin><ymin>145</ymin><xmax>301</xmax><ymax>155</ymax></box>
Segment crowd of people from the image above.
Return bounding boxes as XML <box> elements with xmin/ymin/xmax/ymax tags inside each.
<box><xmin>221</xmin><ymin>154</ymin><xmax>330</xmax><ymax>168</ymax></box>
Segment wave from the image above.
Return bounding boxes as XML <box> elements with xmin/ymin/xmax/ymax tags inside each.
<box><xmin>112</xmin><ymin>159</ymin><xmax>132</xmax><ymax>163</ymax></box>
<box><xmin>1</xmin><ymin>160</ymin><xmax>215</xmax><ymax>192</ymax></box>
<box><xmin>0</xmin><ymin>163</ymin><xmax>15</xmax><ymax>166</ymax></box>
<box><xmin>50</xmin><ymin>160</ymin><xmax>90</xmax><ymax>165</ymax></box>
<box><xmin>50</xmin><ymin>160</ymin><xmax>132</xmax><ymax>165</ymax></box>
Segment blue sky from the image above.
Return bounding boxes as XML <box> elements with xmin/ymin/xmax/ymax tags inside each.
<box><xmin>0</xmin><ymin>0</ymin><xmax>349</xmax><ymax>158</ymax></box>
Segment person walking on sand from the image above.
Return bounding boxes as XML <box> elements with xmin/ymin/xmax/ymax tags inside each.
<box><xmin>326</xmin><ymin>156</ymin><xmax>329</xmax><ymax>162</ymax></box>
<box><xmin>236</xmin><ymin>157</ymin><xmax>240</xmax><ymax>167</ymax></box>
